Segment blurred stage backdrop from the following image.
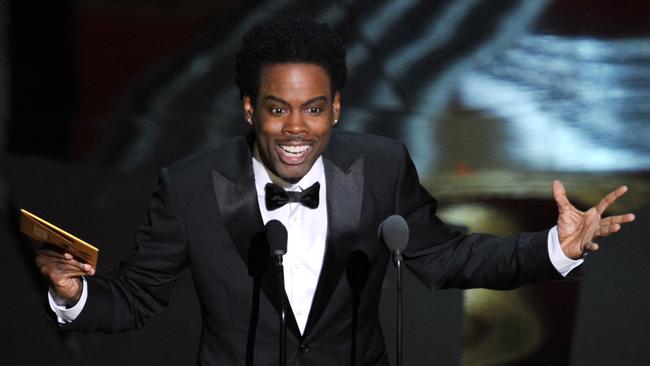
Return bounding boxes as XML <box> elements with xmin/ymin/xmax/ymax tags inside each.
<box><xmin>1</xmin><ymin>0</ymin><xmax>649</xmax><ymax>365</ymax></box>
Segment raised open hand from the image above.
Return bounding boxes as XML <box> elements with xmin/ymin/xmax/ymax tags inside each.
<box><xmin>553</xmin><ymin>180</ymin><xmax>636</xmax><ymax>259</ymax></box>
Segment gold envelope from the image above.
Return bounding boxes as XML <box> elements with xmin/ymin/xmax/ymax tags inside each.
<box><xmin>19</xmin><ymin>209</ymin><xmax>99</xmax><ymax>269</ymax></box>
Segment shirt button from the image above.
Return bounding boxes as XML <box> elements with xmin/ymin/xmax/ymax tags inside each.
<box><xmin>296</xmin><ymin>310</ymin><xmax>303</xmax><ymax>316</ymax></box>
<box><xmin>294</xmin><ymin>264</ymin><xmax>301</xmax><ymax>269</ymax></box>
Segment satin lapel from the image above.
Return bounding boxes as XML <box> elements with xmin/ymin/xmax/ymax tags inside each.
<box><xmin>303</xmin><ymin>146</ymin><xmax>364</xmax><ymax>338</ymax></box>
<box><xmin>210</xmin><ymin>137</ymin><xmax>263</xmax><ymax>269</ymax></box>
<box><xmin>210</xmin><ymin>138</ymin><xmax>301</xmax><ymax>338</ymax></box>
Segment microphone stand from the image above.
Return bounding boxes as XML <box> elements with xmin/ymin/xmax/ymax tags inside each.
<box><xmin>379</xmin><ymin>215</ymin><xmax>409</xmax><ymax>366</ymax></box>
<box><xmin>275</xmin><ymin>255</ymin><xmax>287</xmax><ymax>366</ymax></box>
<box><xmin>394</xmin><ymin>249</ymin><xmax>403</xmax><ymax>366</ymax></box>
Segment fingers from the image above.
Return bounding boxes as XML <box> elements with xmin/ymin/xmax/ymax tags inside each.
<box><xmin>597</xmin><ymin>213</ymin><xmax>636</xmax><ymax>238</ymax></box>
<box><xmin>584</xmin><ymin>242</ymin><xmax>600</xmax><ymax>252</ymax></box>
<box><xmin>552</xmin><ymin>180</ymin><xmax>571</xmax><ymax>209</ymax></box>
<box><xmin>597</xmin><ymin>223</ymin><xmax>621</xmax><ymax>237</ymax></box>
<box><xmin>595</xmin><ymin>185</ymin><xmax>628</xmax><ymax>215</ymax></box>
<box><xmin>35</xmin><ymin>250</ymin><xmax>95</xmax><ymax>276</ymax></box>
<box><xmin>37</xmin><ymin>260</ymin><xmax>89</xmax><ymax>279</ymax></box>
<box><xmin>36</xmin><ymin>248</ymin><xmax>94</xmax><ymax>271</ymax></box>
<box><xmin>601</xmin><ymin>213</ymin><xmax>636</xmax><ymax>226</ymax></box>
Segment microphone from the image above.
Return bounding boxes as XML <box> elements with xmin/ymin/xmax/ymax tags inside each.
<box><xmin>378</xmin><ymin>214</ymin><xmax>409</xmax><ymax>261</ymax></box>
<box><xmin>266</xmin><ymin>219</ymin><xmax>288</xmax><ymax>257</ymax></box>
<box><xmin>378</xmin><ymin>215</ymin><xmax>409</xmax><ymax>366</ymax></box>
<box><xmin>265</xmin><ymin>219</ymin><xmax>288</xmax><ymax>366</ymax></box>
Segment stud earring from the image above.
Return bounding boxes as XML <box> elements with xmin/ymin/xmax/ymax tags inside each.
<box><xmin>333</xmin><ymin>119</ymin><xmax>338</xmax><ymax>125</ymax></box>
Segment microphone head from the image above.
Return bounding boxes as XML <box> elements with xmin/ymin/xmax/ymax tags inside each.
<box><xmin>265</xmin><ymin>219</ymin><xmax>287</xmax><ymax>256</ymax></box>
<box><xmin>378</xmin><ymin>215</ymin><xmax>409</xmax><ymax>252</ymax></box>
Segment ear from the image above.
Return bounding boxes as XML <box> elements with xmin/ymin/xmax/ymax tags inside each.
<box><xmin>332</xmin><ymin>91</ymin><xmax>341</xmax><ymax>124</ymax></box>
<box><xmin>243</xmin><ymin>95</ymin><xmax>254</xmax><ymax>126</ymax></box>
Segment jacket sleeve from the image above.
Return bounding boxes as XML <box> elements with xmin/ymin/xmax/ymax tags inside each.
<box><xmin>62</xmin><ymin>167</ymin><xmax>190</xmax><ymax>332</ymax></box>
<box><xmin>393</xmin><ymin>143</ymin><xmax>565</xmax><ymax>290</ymax></box>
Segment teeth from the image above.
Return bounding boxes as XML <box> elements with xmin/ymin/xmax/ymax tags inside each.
<box><xmin>280</xmin><ymin>145</ymin><xmax>310</xmax><ymax>154</ymax></box>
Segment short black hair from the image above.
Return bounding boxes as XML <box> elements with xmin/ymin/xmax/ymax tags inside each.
<box><xmin>235</xmin><ymin>14</ymin><xmax>347</xmax><ymax>101</ymax></box>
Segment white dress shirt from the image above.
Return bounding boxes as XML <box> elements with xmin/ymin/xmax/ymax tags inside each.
<box><xmin>252</xmin><ymin>156</ymin><xmax>328</xmax><ymax>334</ymax></box>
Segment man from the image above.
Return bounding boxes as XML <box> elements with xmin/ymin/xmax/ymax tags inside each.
<box><xmin>36</xmin><ymin>15</ymin><xmax>635</xmax><ymax>365</ymax></box>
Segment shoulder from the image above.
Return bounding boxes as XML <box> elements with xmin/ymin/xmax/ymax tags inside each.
<box><xmin>331</xmin><ymin>129</ymin><xmax>401</xmax><ymax>148</ymax></box>
<box><xmin>327</xmin><ymin>129</ymin><xmax>408</xmax><ymax>170</ymax></box>
<box><xmin>165</xmin><ymin>135</ymin><xmax>251</xmax><ymax>180</ymax></box>
<box><xmin>330</xmin><ymin>129</ymin><xmax>405</xmax><ymax>157</ymax></box>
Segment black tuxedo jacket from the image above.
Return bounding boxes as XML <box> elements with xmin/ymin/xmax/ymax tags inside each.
<box><xmin>66</xmin><ymin>130</ymin><xmax>563</xmax><ymax>365</ymax></box>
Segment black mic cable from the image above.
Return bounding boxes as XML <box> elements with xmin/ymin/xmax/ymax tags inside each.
<box><xmin>378</xmin><ymin>215</ymin><xmax>409</xmax><ymax>366</ymax></box>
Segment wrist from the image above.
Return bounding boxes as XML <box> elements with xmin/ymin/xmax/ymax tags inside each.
<box><xmin>48</xmin><ymin>277</ymin><xmax>88</xmax><ymax>323</ymax></box>
<box><xmin>52</xmin><ymin>278</ymin><xmax>83</xmax><ymax>307</ymax></box>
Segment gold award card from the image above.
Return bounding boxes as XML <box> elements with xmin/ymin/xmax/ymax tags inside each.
<box><xmin>19</xmin><ymin>209</ymin><xmax>99</xmax><ymax>269</ymax></box>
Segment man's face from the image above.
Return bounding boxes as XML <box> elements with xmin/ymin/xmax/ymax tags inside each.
<box><xmin>243</xmin><ymin>63</ymin><xmax>340</xmax><ymax>184</ymax></box>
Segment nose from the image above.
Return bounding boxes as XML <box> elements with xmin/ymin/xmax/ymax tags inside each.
<box><xmin>283</xmin><ymin>111</ymin><xmax>308</xmax><ymax>136</ymax></box>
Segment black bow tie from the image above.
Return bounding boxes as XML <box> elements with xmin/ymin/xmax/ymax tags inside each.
<box><xmin>265</xmin><ymin>182</ymin><xmax>320</xmax><ymax>210</ymax></box>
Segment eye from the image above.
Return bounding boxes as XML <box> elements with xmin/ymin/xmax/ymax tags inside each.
<box><xmin>307</xmin><ymin>106</ymin><xmax>322</xmax><ymax>114</ymax></box>
<box><xmin>270</xmin><ymin>107</ymin><xmax>285</xmax><ymax>115</ymax></box>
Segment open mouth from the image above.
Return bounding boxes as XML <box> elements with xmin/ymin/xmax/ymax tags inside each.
<box><xmin>277</xmin><ymin>144</ymin><xmax>313</xmax><ymax>164</ymax></box>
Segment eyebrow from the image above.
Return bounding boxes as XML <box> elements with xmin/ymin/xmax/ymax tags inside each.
<box><xmin>264</xmin><ymin>95</ymin><xmax>328</xmax><ymax>107</ymax></box>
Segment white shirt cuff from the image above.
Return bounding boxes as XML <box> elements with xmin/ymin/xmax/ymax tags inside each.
<box><xmin>48</xmin><ymin>276</ymin><xmax>88</xmax><ymax>324</ymax></box>
<box><xmin>547</xmin><ymin>226</ymin><xmax>584</xmax><ymax>277</ymax></box>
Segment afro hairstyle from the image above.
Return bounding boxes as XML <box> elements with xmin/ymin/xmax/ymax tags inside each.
<box><xmin>235</xmin><ymin>14</ymin><xmax>347</xmax><ymax>101</ymax></box>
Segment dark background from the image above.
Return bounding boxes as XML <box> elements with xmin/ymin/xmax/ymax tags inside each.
<box><xmin>1</xmin><ymin>1</ymin><xmax>648</xmax><ymax>365</ymax></box>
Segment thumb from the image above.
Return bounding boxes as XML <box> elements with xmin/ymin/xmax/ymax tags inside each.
<box><xmin>552</xmin><ymin>180</ymin><xmax>571</xmax><ymax>209</ymax></box>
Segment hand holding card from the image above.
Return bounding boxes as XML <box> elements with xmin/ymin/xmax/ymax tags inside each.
<box><xmin>19</xmin><ymin>209</ymin><xmax>99</xmax><ymax>269</ymax></box>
